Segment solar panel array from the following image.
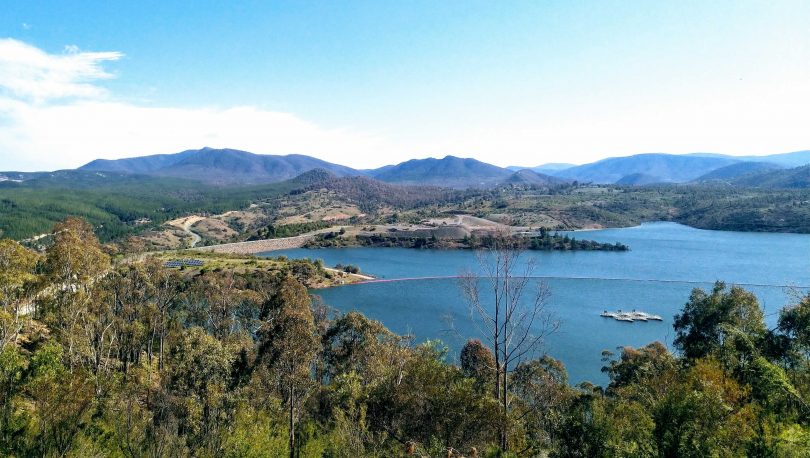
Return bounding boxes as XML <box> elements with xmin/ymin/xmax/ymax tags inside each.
<box><xmin>164</xmin><ymin>259</ymin><xmax>205</xmax><ymax>268</ymax></box>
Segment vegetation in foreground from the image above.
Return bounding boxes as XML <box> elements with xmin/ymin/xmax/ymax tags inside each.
<box><xmin>1</xmin><ymin>217</ymin><xmax>810</xmax><ymax>456</ymax></box>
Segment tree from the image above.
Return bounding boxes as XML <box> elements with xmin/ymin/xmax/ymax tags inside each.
<box><xmin>44</xmin><ymin>217</ymin><xmax>110</xmax><ymax>289</ymax></box>
<box><xmin>460</xmin><ymin>231</ymin><xmax>558</xmax><ymax>452</ymax></box>
<box><xmin>141</xmin><ymin>258</ymin><xmax>182</xmax><ymax>369</ymax></box>
<box><xmin>321</xmin><ymin>311</ymin><xmax>397</xmax><ymax>383</ymax></box>
<box><xmin>779</xmin><ymin>294</ymin><xmax>810</xmax><ymax>359</ymax></box>
<box><xmin>460</xmin><ymin>339</ymin><xmax>495</xmax><ymax>390</ymax></box>
<box><xmin>365</xmin><ymin>340</ymin><xmax>499</xmax><ymax>455</ymax></box>
<box><xmin>602</xmin><ymin>342</ymin><xmax>677</xmax><ymax>393</ymax></box>
<box><xmin>191</xmin><ymin>271</ymin><xmax>259</xmax><ymax>341</ymax></box>
<box><xmin>258</xmin><ymin>275</ymin><xmax>318</xmax><ymax>458</ymax></box>
<box><xmin>41</xmin><ymin>218</ymin><xmax>111</xmax><ymax>370</ymax></box>
<box><xmin>652</xmin><ymin>358</ymin><xmax>753</xmax><ymax>457</ymax></box>
<box><xmin>0</xmin><ymin>239</ymin><xmax>40</xmax><ymax>349</ymax></box>
<box><xmin>511</xmin><ymin>356</ymin><xmax>572</xmax><ymax>454</ymax></box>
<box><xmin>164</xmin><ymin>327</ymin><xmax>235</xmax><ymax>453</ymax></box>
<box><xmin>674</xmin><ymin>282</ymin><xmax>766</xmax><ymax>371</ymax></box>
<box><xmin>0</xmin><ymin>346</ymin><xmax>26</xmax><ymax>452</ymax></box>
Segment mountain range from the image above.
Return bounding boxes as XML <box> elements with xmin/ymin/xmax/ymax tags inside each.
<box><xmin>3</xmin><ymin>147</ymin><xmax>809</xmax><ymax>190</ymax></box>
<box><xmin>80</xmin><ymin>147</ymin><xmax>358</xmax><ymax>185</ymax></box>
<box><xmin>76</xmin><ymin>148</ymin><xmax>563</xmax><ymax>189</ymax></box>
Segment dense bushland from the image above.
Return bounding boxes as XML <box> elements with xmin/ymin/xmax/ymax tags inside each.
<box><xmin>1</xmin><ymin>218</ymin><xmax>809</xmax><ymax>456</ymax></box>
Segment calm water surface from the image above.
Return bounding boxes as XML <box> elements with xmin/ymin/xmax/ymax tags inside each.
<box><xmin>267</xmin><ymin>222</ymin><xmax>810</xmax><ymax>384</ymax></box>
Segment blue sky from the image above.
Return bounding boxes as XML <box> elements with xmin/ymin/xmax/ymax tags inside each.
<box><xmin>1</xmin><ymin>1</ymin><xmax>809</xmax><ymax>171</ymax></box>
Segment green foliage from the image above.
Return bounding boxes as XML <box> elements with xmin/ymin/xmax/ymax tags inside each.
<box><xmin>460</xmin><ymin>339</ymin><xmax>496</xmax><ymax>390</ymax></box>
<box><xmin>3</xmin><ymin>217</ymin><xmax>810</xmax><ymax>456</ymax></box>
<box><xmin>674</xmin><ymin>281</ymin><xmax>766</xmax><ymax>363</ymax></box>
<box><xmin>0</xmin><ymin>175</ymin><xmax>293</xmax><ymax>241</ymax></box>
<box><xmin>314</xmin><ymin>231</ymin><xmax>627</xmax><ymax>252</ymax></box>
<box><xmin>602</xmin><ymin>342</ymin><xmax>676</xmax><ymax>391</ymax></box>
<box><xmin>253</xmin><ymin>220</ymin><xmax>331</xmax><ymax>240</ymax></box>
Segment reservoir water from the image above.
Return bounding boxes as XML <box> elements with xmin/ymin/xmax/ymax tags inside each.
<box><xmin>268</xmin><ymin>222</ymin><xmax>810</xmax><ymax>384</ymax></box>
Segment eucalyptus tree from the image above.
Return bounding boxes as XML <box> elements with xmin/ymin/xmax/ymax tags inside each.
<box><xmin>42</xmin><ymin>218</ymin><xmax>110</xmax><ymax>370</ymax></box>
<box><xmin>258</xmin><ymin>275</ymin><xmax>318</xmax><ymax>458</ymax></box>
<box><xmin>460</xmin><ymin>338</ymin><xmax>495</xmax><ymax>391</ymax></box>
<box><xmin>460</xmin><ymin>231</ymin><xmax>559</xmax><ymax>452</ymax></box>
<box><xmin>674</xmin><ymin>281</ymin><xmax>767</xmax><ymax>375</ymax></box>
<box><xmin>0</xmin><ymin>239</ymin><xmax>40</xmax><ymax>349</ymax></box>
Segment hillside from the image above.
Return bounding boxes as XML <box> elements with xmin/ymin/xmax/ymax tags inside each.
<box><xmin>80</xmin><ymin>147</ymin><xmax>360</xmax><ymax>185</ymax></box>
<box><xmin>80</xmin><ymin>149</ymin><xmax>201</xmax><ymax>174</ymax></box>
<box><xmin>731</xmin><ymin>164</ymin><xmax>810</xmax><ymax>189</ymax></box>
<box><xmin>694</xmin><ymin>161</ymin><xmax>783</xmax><ymax>182</ymax></box>
<box><xmin>502</xmin><ymin>169</ymin><xmax>569</xmax><ymax>186</ymax></box>
<box><xmin>742</xmin><ymin>150</ymin><xmax>810</xmax><ymax>167</ymax></box>
<box><xmin>370</xmin><ymin>155</ymin><xmax>511</xmax><ymax>188</ymax></box>
<box><xmin>0</xmin><ymin>171</ymin><xmax>296</xmax><ymax>241</ymax></box>
<box><xmin>301</xmin><ymin>174</ymin><xmax>454</xmax><ymax>208</ymax></box>
<box><xmin>285</xmin><ymin>168</ymin><xmax>339</xmax><ymax>187</ymax></box>
<box><xmin>555</xmin><ymin>153</ymin><xmax>737</xmax><ymax>184</ymax></box>
<box><xmin>615</xmin><ymin>173</ymin><xmax>663</xmax><ymax>186</ymax></box>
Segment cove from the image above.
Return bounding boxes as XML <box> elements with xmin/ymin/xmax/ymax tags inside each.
<box><xmin>266</xmin><ymin>222</ymin><xmax>810</xmax><ymax>384</ymax></box>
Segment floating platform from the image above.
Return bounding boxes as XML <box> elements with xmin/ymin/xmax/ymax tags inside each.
<box><xmin>600</xmin><ymin>309</ymin><xmax>662</xmax><ymax>322</ymax></box>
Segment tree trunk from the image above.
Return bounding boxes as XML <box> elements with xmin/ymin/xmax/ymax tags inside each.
<box><xmin>288</xmin><ymin>385</ymin><xmax>295</xmax><ymax>458</ymax></box>
<box><xmin>501</xmin><ymin>363</ymin><xmax>509</xmax><ymax>452</ymax></box>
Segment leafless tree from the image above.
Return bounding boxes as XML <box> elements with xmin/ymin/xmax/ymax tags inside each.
<box><xmin>460</xmin><ymin>231</ymin><xmax>559</xmax><ymax>452</ymax></box>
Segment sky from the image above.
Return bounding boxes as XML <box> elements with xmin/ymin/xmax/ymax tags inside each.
<box><xmin>1</xmin><ymin>1</ymin><xmax>809</xmax><ymax>171</ymax></box>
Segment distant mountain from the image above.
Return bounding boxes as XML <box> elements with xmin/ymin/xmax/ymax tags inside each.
<box><xmin>694</xmin><ymin>161</ymin><xmax>784</xmax><ymax>182</ymax></box>
<box><xmin>80</xmin><ymin>147</ymin><xmax>360</xmax><ymax>185</ymax></box>
<box><xmin>60</xmin><ymin>147</ymin><xmax>810</xmax><ymax>189</ymax></box>
<box><xmin>685</xmin><ymin>150</ymin><xmax>810</xmax><ymax>168</ymax></box>
<box><xmin>81</xmin><ymin>150</ymin><xmax>200</xmax><ymax>174</ymax></box>
<box><xmin>740</xmin><ymin>150</ymin><xmax>810</xmax><ymax>168</ymax></box>
<box><xmin>615</xmin><ymin>173</ymin><xmax>664</xmax><ymax>186</ymax></box>
<box><xmin>507</xmin><ymin>163</ymin><xmax>575</xmax><ymax>174</ymax></box>
<box><xmin>370</xmin><ymin>155</ymin><xmax>512</xmax><ymax>188</ymax></box>
<box><xmin>731</xmin><ymin>165</ymin><xmax>810</xmax><ymax>189</ymax></box>
<box><xmin>503</xmin><ymin>169</ymin><xmax>569</xmax><ymax>186</ymax></box>
<box><xmin>555</xmin><ymin>153</ymin><xmax>738</xmax><ymax>184</ymax></box>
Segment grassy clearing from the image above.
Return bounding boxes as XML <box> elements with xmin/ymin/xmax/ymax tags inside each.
<box><xmin>141</xmin><ymin>250</ymin><xmax>368</xmax><ymax>288</ymax></box>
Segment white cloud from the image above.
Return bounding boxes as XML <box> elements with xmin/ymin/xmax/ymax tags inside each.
<box><xmin>0</xmin><ymin>99</ymin><xmax>391</xmax><ymax>170</ymax></box>
<box><xmin>0</xmin><ymin>39</ymin><xmax>122</xmax><ymax>102</ymax></box>
<box><xmin>0</xmin><ymin>39</ymin><xmax>396</xmax><ymax>171</ymax></box>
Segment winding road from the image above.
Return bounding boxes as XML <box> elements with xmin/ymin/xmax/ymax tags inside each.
<box><xmin>182</xmin><ymin>219</ymin><xmax>202</xmax><ymax>248</ymax></box>
<box><xmin>166</xmin><ymin>216</ymin><xmax>204</xmax><ymax>248</ymax></box>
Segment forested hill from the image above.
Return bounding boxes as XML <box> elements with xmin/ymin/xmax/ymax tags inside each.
<box><xmin>0</xmin><ymin>172</ymin><xmax>296</xmax><ymax>241</ymax></box>
<box><xmin>554</xmin><ymin>153</ymin><xmax>738</xmax><ymax>184</ymax></box>
<box><xmin>503</xmin><ymin>169</ymin><xmax>569</xmax><ymax>186</ymax></box>
<box><xmin>80</xmin><ymin>147</ymin><xmax>361</xmax><ymax>185</ymax></box>
<box><xmin>369</xmin><ymin>155</ymin><xmax>513</xmax><ymax>187</ymax></box>
<box><xmin>3</xmin><ymin>165</ymin><xmax>810</xmax><ymax>243</ymax></box>
<box><xmin>298</xmin><ymin>174</ymin><xmax>455</xmax><ymax>208</ymax></box>
<box><xmin>730</xmin><ymin>164</ymin><xmax>810</xmax><ymax>189</ymax></box>
<box><xmin>693</xmin><ymin>161</ymin><xmax>784</xmax><ymax>182</ymax></box>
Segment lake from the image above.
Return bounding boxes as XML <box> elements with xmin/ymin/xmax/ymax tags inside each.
<box><xmin>267</xmin><ymin>222</ymin><xmax>810</xmax><ymax>384</ymax></box>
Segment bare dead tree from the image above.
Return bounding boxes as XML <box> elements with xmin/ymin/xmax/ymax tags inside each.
<box><xmin>460</xmin><ymin>230</ymin><xmax>559</xmax><ymax>452</ymax></box>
